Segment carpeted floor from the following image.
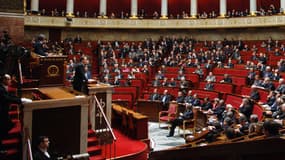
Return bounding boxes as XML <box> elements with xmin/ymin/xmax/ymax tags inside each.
<box><xmin>148</xmin><ymin>122</ymin><xmax>186</xmax><ymax>151</ymax></box>
<box><xmin>102</xmin><ymin>129</ymin><xmax>148</xmax><ymax>159</ymax></box>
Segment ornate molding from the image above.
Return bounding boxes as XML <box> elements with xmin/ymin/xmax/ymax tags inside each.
<box><xmin>24</xmin><ymin>15</ymin><xmax>285</xmax><ymax>29</ymax></box>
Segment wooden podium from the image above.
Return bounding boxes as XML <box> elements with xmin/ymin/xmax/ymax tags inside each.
<box><xmin>88</xmin><ymin>84</ymin><xmax>114</xmax><ymax>131</ymax></box>
<box><xmin>22</xmin><ymin>87</ymin><xmax>89</xmax><ymax>159</ymax></box>
<box><xmin>29</xmin><ymin>55</ymin><xmax>67</xmax><ymax>86</ymax></box>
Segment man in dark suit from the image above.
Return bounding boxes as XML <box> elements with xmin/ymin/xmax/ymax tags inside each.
<box><xmin>167</xmin><ymin>103</ymin><xmax>193</xmax><ymax>137</ymax></box>
<box><xmin>204</xmin><ymin>80</ymin><xmax>214</xmax><ymax>91</ymax></box>
<box><xmin>72</xmin><ymin>56</ymin><xmax>88</xmax><ymax>94</ymax></box>
<box><xmin>239</xmin><ymin>98</ymin><xmax>254</xmax><ymax>120</ymax></box>
<box><xmin>0</xmin><ymin>74</ymin><xmax>30</xmax><ymax>154</ymax></box>
<box><xmin>34</xmin><ymin>35</ymin><xmax>48</xmax><ymax>56</ymax></box>
<box><xmin>33</xmin><ymin>136</ymin><xmax>54</xmax><ymax>160</ymax></box>
<box><xmin>160</xmin><ymin>89</ymin><xmax>171</xmax><ymax>109</ymax></box>
<box><xmin>149</xmin><ymin>88</ymin><xmax>160</xmax><ymax>101</ymax></box>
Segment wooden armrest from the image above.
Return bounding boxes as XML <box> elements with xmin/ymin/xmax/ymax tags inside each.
<box><xmin>159</xmin><ymin>111</ymin><xmax>169</xmax><ymax>116</ymax></box>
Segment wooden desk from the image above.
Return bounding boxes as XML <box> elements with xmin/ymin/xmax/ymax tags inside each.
<box><xmin>22</xmin><ymin>87</ymin><xmax>89</xmax><ymax>159</ymax></box>
<box><xmin>137</xmin><ymin>100</ymin><xmax>163</xmax><ymax>122</ymax></box>
<box><xmin>112</xmin><ymin>104</ymin><xmax>148</xmax><ymax>140</ymax></box>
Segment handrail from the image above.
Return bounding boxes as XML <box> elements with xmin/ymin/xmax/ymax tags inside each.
<box><xmin>93</xmin><ymin>95</ymin><xmax>117</xmax><ymax>142</ymax></box>
<box><xmin>24</xmin><ymin>127</ymin><xmax>33</xmax><ymax>160</ymax></box>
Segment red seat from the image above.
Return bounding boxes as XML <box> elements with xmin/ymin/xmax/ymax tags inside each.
<box><xmin>158</xmin><ymin>102</ymin><xmax>178</xmax><ymax>128</ymax></box>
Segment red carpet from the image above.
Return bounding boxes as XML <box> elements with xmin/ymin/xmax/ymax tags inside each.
<box><xmin>101</xmin><ymin>129</ymin><xmax>148</xmax><ymax>160</ymax></box>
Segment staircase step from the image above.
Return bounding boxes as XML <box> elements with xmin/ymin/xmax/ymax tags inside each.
<box><xmin>9</xmin><ymin>111</ymin><xmax>19</xmax><ymax>119</ymax></box>
<box><xmin>88</xmin><ymin>137</ymin><xmax>99</xmax><ymax>146</ymax></box>
<box><xmin>2</xmin><ymin>138</ymin><xmax>20</xmax><ymax>148</ymax></box>
<box><xmin>89</xmin><ymin>155</ymin><xmax>105</xmax><ymax>160</ymax></box>
<box><xmin>87</xmin><ymin>146</ymin><xmax>102</xmax><ymax>156</ymax></box>
<box><xmin>0</xmin><ymin>148</ymin><xmax>20</xmax><ymax>160</ymax></box>
<box><xmin>88</xmin><ymin>129</ymin><xmax>96</xmax><ymax>136</ymax></box>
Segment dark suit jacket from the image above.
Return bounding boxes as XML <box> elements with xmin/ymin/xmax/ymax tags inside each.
<box><xmin>239</xmin><ymin>103</ymin><xmax>253</xmax><ymax>120</ymax></box>
<box><xmin>34</xmin><ymin>41</ymin><xmax>47</xmax><ymax>56</ymax></box>
<box><xmin>33</xmin><ymin>148</ymin><xmax>54</xmax><ymax>160</ymax></box>
<box><xmin>161</xmin><ymin>94</ymin><xmax>171</xmax><ymax>105</ymax></box>
<box><xmin>0</xmin><ymin>84</ymin><xmax>21</xmax><ymax>135</ymax></box>
<box><xmin>250</xmin><ymin>90</ymin><xmax>260</xmax><ymax>101</ymax></box>
<box><xmin>202</xmin><ymin>101</ymin><xmax>213</xmax><ymax>111</ymax></box>
<box><xmin>72</xmin><ymin>63</ymin><xmax>88</xmax><ymax>94</ymax></box>
<box><xmin>205</xmin><ymin>83</ymin><xmax>214</xmax><ymax>91</ymax></box>
<box><xmin>149</xmin><ymin>93</ymin><xmax>160</xmax><ymax>101</ymax></box>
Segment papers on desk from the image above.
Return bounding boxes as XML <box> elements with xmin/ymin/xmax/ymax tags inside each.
<box><xmin>88</xmin><ymin>79</ymin><xmax>96</xmax><ymax>83</ymax></box>
<box><xmin>75</xmin><ymin>95</ymin><xmax>86</xmax><ymax>98</ymax></box>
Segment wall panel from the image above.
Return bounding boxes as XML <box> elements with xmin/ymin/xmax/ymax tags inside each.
<box><xmin>168</xmin><ymin>0</ymin><xmax>190</xmax><ymax>16</ymax></box>
<box><xmin>198</xmin><ymin>0</ymin><xmax>219</xmax><ymax>14</ymax></box>
<box><xmin>138</xmin><ymin>0</ymin><xmax>161</xmax><ymax>18</ymax></box>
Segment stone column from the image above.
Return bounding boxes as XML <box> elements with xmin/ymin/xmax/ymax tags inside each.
<box><xmin>131</xmin><ymin>0</ymin><xmax>138</xmax><ymax>18</ymax></box>
<box><xmin>161</xmin><ymin>0</ymin><xmax>168</xmax><ymax>18</ymax></box>
<box><xmin>99</xmin><ymin>0</ymin><xmax>107</xmax><ymax>17</ymax></box>
<box><xmin>66</xmin><ymin>0</ymin><xmax>74</xmax><ymax>16</ymax></box>
<box><xmin>220</xmin><ymin>0</ymin><xmax>227</xmax><ymax>17</ymax></box>
<box><xmin>281</xmin><ymin>0</ymin><xmax>285</xmax><ymax>14</ymax></box>
<box><xmin>190</xmin><ymin>0</ymin><xmax>197</xmax><ymax>18</ymax></box>
<box><xmin>250</xmin><ymin>0</ymin><xmax>257</xmax><ymax>16</ymax></box>
<box><xmin>30</xmin><ymin>0</ymin><xmax>39</xmax><ymax>13</ymax></box>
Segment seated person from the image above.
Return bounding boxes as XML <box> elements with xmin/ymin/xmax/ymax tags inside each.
<box><xmin>201</xmin><ymin>97</ymin><xmax>213</xmax><ymax>111</ymax></box>
<box><xmin>248</xmin><ymin>114</ymin><xmax>259</xmax><ymax>133</ymax></box>
<box><xmin>184</xmin><ymin>90</ymin><xmax>193</xmax><ymax>104</ymax></box>
<box><xmin>208</xmin><ymin>99</ymin><xmax>226</xmax><ymax>121</ymax></box>
<box><xmin>160</xmin><ymin>89</ymin><xmax>172</xmax><ymax>108</ymax></box>
<box><xmin>220</xmin><ymin>74</ymin><xmax>232</xmax><ymax>83</ymax></box>
<box><xmin>204</xmin><ymin>80</ymin><xmax>214</xmax><ymax>91</ymax></box>
<box><xmin>161</xmin><ymin>77</ymin><xmax>169</xmax><ymax>87</ymax></box>
<box><xmin>193</xmin><ymin>65</ymin><xmax>204</xmax><ymax>79</ymax></box>
<box><xmin>235</xmin><ymin>115</ymin><xmax>249</xmax><ymax>137</ymax></box>
<box><xmin>205</xmin><ymin>72</ymin><xmax>216</xmax><ymax>82</ymax></box>
<box><xmin>149</xmin><ymin>88</ymin><xmax>160</xmax><ymax>101</ymax></box>
<box><xmin>261</xmin><ymin>77</ymin><xmax>275</xmax><ymax>91</ymax></box>
<box><xmin>272</xmin><ymin>103</ymin><xmax>285</xmax><ymax>120</ymax></box>
<box><xmin>167</xmin><ymin>103</ymin><xmax>193</xmax><ymax>137</ymax></box>
<box><xmin>176</xmin><ymin>91</ymin><xmax>185</xmax><ymax>104</ymax></box>
<box><xmin>249</xmin><ymin>86</ymin><xmax>261</xmax><ymax>102</ymax></box>
<box><xmin>113</xmin><ymin>76</ymin><xmax>121</xmax><ymax>86</ymax></box>
<box><xmin>33</xmin><ymin>136</ymin><xmax>54</xmax><ymax>160</ymax></box>
<box><xmin>179</xmin><ymin>77</ymin><xmax>189</xmax><ymax>89</ymax></box>
<box><xmin>191</xmin><ymin>93</ymin><xmax>201</xmax><ymax>106</ymax></box>
<box><xmin>34</xmin><ymin>35</ymin><xmax>48</xmax><ymax>56</ymax></box>
<box><xmin>176</xmin><ymin>70</ymin><xmax>185</xmax><ymax>81</ymax></box>
<box><xmin>263</xmin><ymin>120</ymin><xmax>282</xmax><ymax>138</ymax></box>
<box><xmin>168</xmin><ymin>77</ymin><xmax>176</xmax><ymax>87</ymax></box>
<box><xmin>275</xmin><ymin>78</ymin><xmax>285</xmax><ymax>94</ymax></box>
<box><xmin>239</xmin><ymin>98</ymin><xmax>254</xmax><ymax>120</ymax></box>
<box><xmin>152</xmin><ymin>76</ymin><xmax>161</xmax><ymax>87</ymax></box>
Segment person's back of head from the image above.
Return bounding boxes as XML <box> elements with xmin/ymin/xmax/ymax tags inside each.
<box><xmin>263</xmin><ymin>120</ymin><xmax>281</xmax><ymax>138</ymax></box>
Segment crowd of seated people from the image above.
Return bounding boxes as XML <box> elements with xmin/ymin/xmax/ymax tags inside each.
<box><xmin>28</xmin><ymin>3</ymin><xmax>282</xmax><ymax>19</ymax></box>
<box><xmin>23</xmin><ymin>32</ymin><xmax>285</xmax><ymax>144</ymax></box>
<box><xmin>86</xmin><ymin>34</ymin><xmax>285</xmax><ymax>143</ymax></box>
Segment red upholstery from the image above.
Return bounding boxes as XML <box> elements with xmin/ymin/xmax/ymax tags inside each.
<box><xmin>191</xmin><ymin>89</ymin><xmax>220</xmax><ymax>100</ymax></box>
<box><xmin>252</xmin><ymin>104</ymin><xmax>264</xmax><ymax>121</ymax></box>
<box><xmin>199</xmin><ymin>82</ymin><xmax>234</xmax><ymax>94</ymax></box>
<box><xmin>114</xmin><ymin>86</ymin><xmax>138</xmax><ymax>100</ymax></box>
<box><xmin>240</xmin><ymin>86</ymin><xmax>269</xmax><ymax>103</ymax></box>
<box><xmin>159</xmin><ymin>102</ymin><xmax>178</xmax><ymax>127</ymax></box>
<box><xmin>112</xmin><ymin>93</ymin><xmax>134</xmax><ymax>109</ymax></box>
<box><xmin>213</xmin><ymin>68</ymin><xmax>249</xmax><ymax>77</ymax></box>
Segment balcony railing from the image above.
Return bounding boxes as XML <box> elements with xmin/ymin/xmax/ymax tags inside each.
<box><xmin>24</xmin><ymin>15</ymin><xmax>285</xmax><ymax>29</ymax></box>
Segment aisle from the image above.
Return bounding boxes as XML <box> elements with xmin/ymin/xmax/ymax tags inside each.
<box><xmin>148</xmin><ymin>122</ymin><xmax>186</xmax><ymax>151</ymax></box>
